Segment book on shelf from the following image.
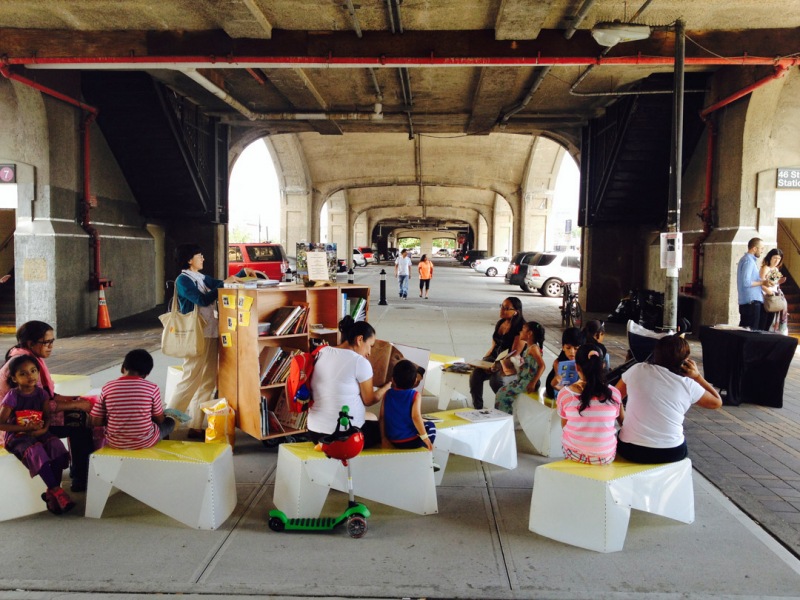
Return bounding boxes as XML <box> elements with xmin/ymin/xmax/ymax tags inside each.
<box><xmin>274</xmin><ymin>392</ymin><xmax>308</xmax><ymax>431</ymax></box>
<box><xmin>262</xmin><ymin>349</ymin><xmax>300</xmax><ymax>386</ymax></box>
<box><xmin>269</xmin><ymin>305</ymin><xmax>305</xmax><ymax>336</ymax></box>
<box><xmin>260</xmin><ymin>347</ymin><xmax>285</xmax><ymax>384</ymax></box>
<box><xmin>260</xmin><ymin>396</ymin><xmax>268</xmax><ymax>437</ymax></box>
<box><xmin>350</xmin><ymin>297</ymin><xmax>367</xmax><ymax>322</ymax></box>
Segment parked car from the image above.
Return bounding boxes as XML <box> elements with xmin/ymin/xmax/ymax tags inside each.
<box><xmin>473</xmin><ymin>255</ymin><xmax>510</xmax><ymax>277</ymax></box>
<box><xmin>521</xmin><ymin>251</ymin><xmax>581</xmax><ymax>296</ymax></box>
<box><xmin>352</xmin><ymin>248</ymin><xmax>369</xmax><ymax>267</ymax></box>
<box><xmin>435</xmin><ymin>248</ymin><xmax>451</xmax><ymax>257</ymax></box>
<box><xmin>461</xmin><ymin>249</ymin><xmax>488</xmax><ymax>267</ymax></box>
<box><xmin>357</xmin><ymin>246</ymin><xmax>376</xmax><ymax>263</ymax></box>
<box><xmin>228</xmin><ymin>243</ymin><xmax>290</xmax><ymax>281</ymax></box>
<box><xmin>504</xmin><ymin>251</ymin><xmax>541</xmax><ymax>287</ymax></box>
<box><xmin>337</xmin><ymin>258</ymin><xmax>348</xmax><ymax>272</ymax></box>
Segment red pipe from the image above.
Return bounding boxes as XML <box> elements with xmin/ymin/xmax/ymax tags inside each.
<box><xmin>4</xmin><ymin>55</ymin><xmax>799</xmax><ymax>69</ymax></box>
<box><xmin>0</xmin><ymin>65</ymin><xmax>108</xmax><ymax>290</ymax></box>
<box><xmin>685</xmin><ymin>65</ymin><xmax>791</xmax><ymax>296</ymax></box>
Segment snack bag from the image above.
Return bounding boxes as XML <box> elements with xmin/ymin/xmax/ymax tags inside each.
<box><xmin>200</xmin><ymin>398</ymin><xmax>236</xmax><ymax>446</ymax></box>
<box><xmin>15</xmin><ymin>410</ymin><xmax>43</xmax><ymax>426</ymax></box>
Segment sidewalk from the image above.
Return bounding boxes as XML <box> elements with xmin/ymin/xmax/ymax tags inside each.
<box><xmin>2</xmin><ymin>261</ymin><xmax>799</xmax><ymax>598</ymax></box>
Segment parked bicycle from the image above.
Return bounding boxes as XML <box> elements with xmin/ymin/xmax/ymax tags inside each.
<box><xmin>561</xmin><ymin>282</ymin><xmax>583</xmax><ymax>329</ymax></box>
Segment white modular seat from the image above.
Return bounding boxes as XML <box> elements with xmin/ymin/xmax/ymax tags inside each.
<box><xmin>515</xmin><ymin>392</ymin><xmax>564</xmax><ymax>458</ymax></box>
<box><xmin>427</xmin><ymin>409</ymin><xmax>517</xmax><ymax>485</ymax></box>
<box><xmin>273</xmin><ymin>442</ymin><xmax>438</xmax><ymax>517</ymax></box>
<box><xmin>529</xmin><ymin>457</ymin><xmax>695</xmax><ymax>552</ymax></box>
<box><xmin>86</xmin><ymin>440</ymin><xmax>237</xmax><ymax>530</ymax></box>
<box><xmin>52</xmin><ymin>374</ymin><xmax>92</xmax><ymax>396</ymax></box>
<box><xmin>424</xmin><ymin>353</ymin><xmax>464</xmax><ymax>398</ymax></box>
<box><xmin>0</xmin><ymin>449</ymin><xmax>47</xmax><ymax>521</ymax></box>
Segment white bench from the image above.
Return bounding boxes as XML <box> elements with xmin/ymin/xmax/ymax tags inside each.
<box><xmin>426</xmin><ymin>409</ymin><xmax>517</xmax><ymax>485</ymax></box>
<box><xmin>273</xmin><ymin>442</ymin><xmax>438</xmax><ymax>517</ymax></box>
<box><xmin>86</xmin><ymin>440</ymin><xmax>237</xmax><ymax>530</ymax></box>
<box><xmin>515</xmin><ymin>392</ymin><xmax>564</xmax><ymax>458</ymax></box>
<box><xmin>529</xmin><ymin>457</ymin><xmax>694</xmax><ymax>552</ymax></box>
<box><xmin>0</xmin><ymin>448</ymin><xmax>47</xmax><ymax>521</ymax></box>
<box><xmin>0</xmin><ymin>374</ymin><xmax>91</xmax><ymax>522</ymax></box>
<box><xmin>424</xmin><ymin>353</ymin><xmax>464</xmax><ymax>398</ymax></box>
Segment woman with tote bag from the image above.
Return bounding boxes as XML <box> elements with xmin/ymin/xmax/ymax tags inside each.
<box><xmin>166</xmin><ymin>243</ymin><xmax>253</xmax><ymax>438</ymax></box>
<box><xmin>760</xmin><ymin>248</ymin><xmax>789</xmax><ymax>335</ymax></box>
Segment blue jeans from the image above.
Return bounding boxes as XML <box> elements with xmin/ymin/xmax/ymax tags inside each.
<box><xmin>398</xmin><ymin>274</ymin><xmax>409</xmax><ymax>297</ymax></box>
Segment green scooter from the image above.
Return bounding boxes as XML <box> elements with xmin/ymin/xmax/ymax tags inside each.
<box><xmin>268</xmin><ymin>406</ymin><xmax>370</xmax><ymax>538</ymax></box>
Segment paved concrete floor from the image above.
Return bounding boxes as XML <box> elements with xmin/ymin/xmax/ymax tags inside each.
<box><xmin>2</xmin><ymin>258</ymin><xmax>800</xmax><ymax>599</ymax></box>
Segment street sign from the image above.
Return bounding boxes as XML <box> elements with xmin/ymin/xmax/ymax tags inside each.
<box><xmin>0</xmin><ymin>165</ymin><xmax>15</xmax><ymax>183</ymax></box>
<box><xmin>777</xmin><ymin>168</ymin><xmax>800</xmax><ymax>189</ymax></box>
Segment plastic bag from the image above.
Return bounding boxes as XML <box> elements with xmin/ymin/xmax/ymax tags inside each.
<box><xmin>200</xmin><ymin>398</ymin><xmax>236</xmax><ymax>446</ymax></box>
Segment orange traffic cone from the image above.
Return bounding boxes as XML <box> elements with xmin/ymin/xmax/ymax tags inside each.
<box><xmin>95</xmin><ymin>284</ymin><xmax>112</xmax><ymax>330</ymax></box>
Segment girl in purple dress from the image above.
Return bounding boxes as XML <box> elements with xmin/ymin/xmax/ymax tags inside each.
<box><xmin>0</xmin><ymin>355</ymin><xmax>74</xmax><ymax>514</ymax></box>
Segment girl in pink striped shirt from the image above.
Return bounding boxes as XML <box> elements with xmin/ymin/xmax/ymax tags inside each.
<box><xmin>557</xmin><ymin>344</ymin><xmax>624</xmax><ymax>465</ymax></box>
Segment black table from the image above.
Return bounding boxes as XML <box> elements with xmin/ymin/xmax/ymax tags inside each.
<box><xmin>698</xmin><ymin>326</ymin><xmax>797</xmax><ymax>407</ymax></box>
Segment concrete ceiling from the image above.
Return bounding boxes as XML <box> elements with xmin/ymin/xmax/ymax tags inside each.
<box><xmin>2</xmin><ymin>1</ymin><xmax>799</xmax><ymax>232</ymax></box>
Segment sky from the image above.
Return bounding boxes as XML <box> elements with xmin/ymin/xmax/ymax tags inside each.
<box><xmin>228</xmin><ymin>139</ymin><xmax>281</xmax><ymax>243</ymax></box>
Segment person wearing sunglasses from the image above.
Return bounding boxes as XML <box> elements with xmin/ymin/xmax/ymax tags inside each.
<box><xmin>469</xmin><ymin>297</ymin><xmax>527</xmax><ymax>409</ymax></box>
<box><xmin>0</xmin><ymin>320</ymin><xmax>94</xmax><ymax>492</ymax></box>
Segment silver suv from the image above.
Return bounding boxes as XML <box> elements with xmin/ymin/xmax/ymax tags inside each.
<box><xmin>521</xmin><ymin>251</ymin><xmax>581</xmax><ymax>297</ymax></box>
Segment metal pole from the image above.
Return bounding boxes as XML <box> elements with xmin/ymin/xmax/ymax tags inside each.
<box><xmin>664</xmin><ymin>20</ymin><xmax>685</xmax><ymax>332</ymax></box>
<box><xmin>379</xmin><ymin>269</ymin><xmax>388</xmax><ymax>305</ymax></box>
<box><xmin>348</xmin><ymin>268</ymin><xmax>355</xmax><ymax>284</ymax></box>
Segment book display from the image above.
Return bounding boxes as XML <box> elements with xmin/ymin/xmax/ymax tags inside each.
<box><xmin>217</xmin><ymin>283</ymin><xmax>370</xmax><ymax>442</ymax></box>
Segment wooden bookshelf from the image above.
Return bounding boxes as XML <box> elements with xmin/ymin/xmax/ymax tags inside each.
<box><xmin>217</xmin><ymin>283</ymin><xmax>370</xmax><ymax>442</ymax></box>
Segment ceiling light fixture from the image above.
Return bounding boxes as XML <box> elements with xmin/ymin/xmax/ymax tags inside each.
<box><xmin>591</xmin><ymin>21</ymin><xmax>651</xmax><ymax>47</ymax></box>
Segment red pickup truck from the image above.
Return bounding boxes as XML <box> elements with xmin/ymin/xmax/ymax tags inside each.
<box><xmin>228</xmin><ymin>243</ymin><xmax>290</xmax><ymax>280</ymax></box>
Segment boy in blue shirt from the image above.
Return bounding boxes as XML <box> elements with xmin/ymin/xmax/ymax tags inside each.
<box><xmin>380</xmin><ymin>360</ymin><xmax>436</xmax><ymax>450</ymax></box>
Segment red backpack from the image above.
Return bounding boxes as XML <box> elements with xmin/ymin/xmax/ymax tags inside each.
<box><xmin>285</xmin><ymin>345</ymin><xmax>326</xmax><ymax>413</ymax></box>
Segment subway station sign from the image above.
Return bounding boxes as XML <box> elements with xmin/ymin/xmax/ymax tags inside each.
<box><xmin>777</xmin><ymin>168</ymin><xmax>800</xmax><ymax>189</ymax></box>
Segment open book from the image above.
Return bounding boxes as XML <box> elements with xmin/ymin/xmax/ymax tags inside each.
<box><xmin>467</xmin><ymin>348</ymin><xmax>515</xmax><ymax>370</ymax></box>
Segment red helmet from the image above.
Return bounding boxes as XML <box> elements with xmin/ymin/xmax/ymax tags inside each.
<box><xmin>321</xmin><ymin>427</ymin><xmax>364</xmax><ymax>461</ymax></box>
<box><xmin>319</xmin><ymin>405</ymin><xmax>364</xmax><ymax>461</ymax></box>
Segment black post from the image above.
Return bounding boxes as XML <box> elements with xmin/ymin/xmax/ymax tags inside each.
<box><xmin>379</xmin><ymin>269</ymin><xmax>388</xmax><ymax>305</ymax></box>
<box><xmin>347</xmin><ymin>268</ymin><xmax>355</xmax><ymax>284</ymax></box>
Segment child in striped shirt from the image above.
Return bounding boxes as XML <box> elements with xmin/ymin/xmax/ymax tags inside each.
<box><xmin>91</xmin><ymin>349</ymin><xmax>175</xmax><ymax>450</ymax></box>
<box><xmin>557</xmin><ymin>344</ymin><xmax>623</xmax><ymax>465</ymax></box>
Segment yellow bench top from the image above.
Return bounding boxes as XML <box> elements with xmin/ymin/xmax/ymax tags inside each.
<box><xmin>429</xmin><ymin>353</ymin><xmax>464</xmax><ymax>363</ymax></box>
<box><xmin>94</xmin><ymin>440</ymin><xmax>229</xmax><ymax>463</ymax></box>
<box><xmin>423</xmin><ymin>409</ymin><xmax>512</xmax><ymax>430</ymax></box>
<box><xmin>283</xmin><ymin>441</ymin><xmax>429</xmax><ymax>461</ymax></box>
<box><xmin>541</xmin><ymin>457</ymin><xmax>688</xmax><ymax>481</ymax></box>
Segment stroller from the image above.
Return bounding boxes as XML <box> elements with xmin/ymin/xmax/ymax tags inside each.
<box><xmin>606</xmin><ymin>320</ymin><xmax>672</xmax><ymax>387</ymax></box>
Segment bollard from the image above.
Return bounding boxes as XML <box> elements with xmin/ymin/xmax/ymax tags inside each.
<box><xmin>379</xmin><ymin>269</ymin><xmax>388</xmax><ymax>305</ymax></box>
<box><xmin>347</xmin><ymin>268</ymin><xmax>354</xmax><ymax>284</ymax></box>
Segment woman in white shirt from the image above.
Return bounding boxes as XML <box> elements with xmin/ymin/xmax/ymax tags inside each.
<box><xmin>308</xmin><ymin>316</ymin><xmax>391</xmax><ymax>447</ymax></box>
<box><xmin>615</xmin><ymin>334</ymin><xmax>721</xmax><ymax>463</ymax></box>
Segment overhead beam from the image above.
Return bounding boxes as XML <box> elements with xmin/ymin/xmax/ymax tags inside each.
<box><xmin>495</xmin><ymin>0</ymin><xmax>555</xmax><ymax>40</ymax></box>
<box><xmin>197</xmin><ymin>0</ymin><xmax>273</xmax><ymax>39</ymax></box>
<box><xmin>467</xmin><ymin>67</ymin><xmax>521</xmax><ymax>134</ymax></box>
<box><xmin>4</xmin><ymin>29</ymin><xmax>799</xmax><ymax>67</ymax></box>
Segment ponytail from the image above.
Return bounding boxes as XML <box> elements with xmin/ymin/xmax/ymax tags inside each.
<box><xmin>338</xmin><ymin>315</ymin><xmax>376</xmax><ymax>345</ymax></box>
<box><xmin>574</xmin><ymin>343</ymin><xmax>612</xmax><ymax>413</ymax></box>
<box><xmin>526</xmin><ymin>321</ymin><xmax>545</xmax><ymax>351</ymax></box>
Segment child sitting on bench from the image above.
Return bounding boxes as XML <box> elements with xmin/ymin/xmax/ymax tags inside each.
<box><xmin>91</xmin><ymin>349</ymin><xmax>175</xmax><ymax>449</ymax></box>
<box><xmin>380</xmin><ymin>360</ymin><xmax>436</xmax><ymax>450</ymax></box>
<box><xmin>557</xmin><ymin>344</ymin><xmax>623</xmax><ymax>465</ymax></box>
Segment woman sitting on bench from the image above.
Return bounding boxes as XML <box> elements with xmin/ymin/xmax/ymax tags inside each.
<box><xmin>307</xmin><ymin>316</ymin><xmax>391</xmax><ymax>448</ymax></box>
<box><xmin>615</xmin><ymin>334</ymin><xmax>722</xmax><ymax>464</ymax></box>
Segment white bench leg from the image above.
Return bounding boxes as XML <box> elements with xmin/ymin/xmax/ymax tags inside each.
<box><xmin>529</xmin><ymin>465</ymin><xmax>631</xmax><ymax>553</ymax></box>
<box><xmin>0</xmin><ymin>452</ymin><xmax>47</xmax><ymax>521</ymax></box>
<box><xmin>273</xmin><ymin>446</ymin><xmax>331</xmax><ymax>518</ymax></box>
<box><xmin>516</xmin><ymin>394</ymin><xmax>564</xmax><ymax>458</ymax></box>
<box><xmin>621</xmin><ymin>458</ymin><xmax>695</xmax><ymax>524</ymax></box>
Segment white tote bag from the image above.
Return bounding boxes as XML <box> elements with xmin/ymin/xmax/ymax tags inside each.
<box><xmin>159</xmin><ymin>296</ymin><xmax>206</xmax><ymax>358</ymax></box>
